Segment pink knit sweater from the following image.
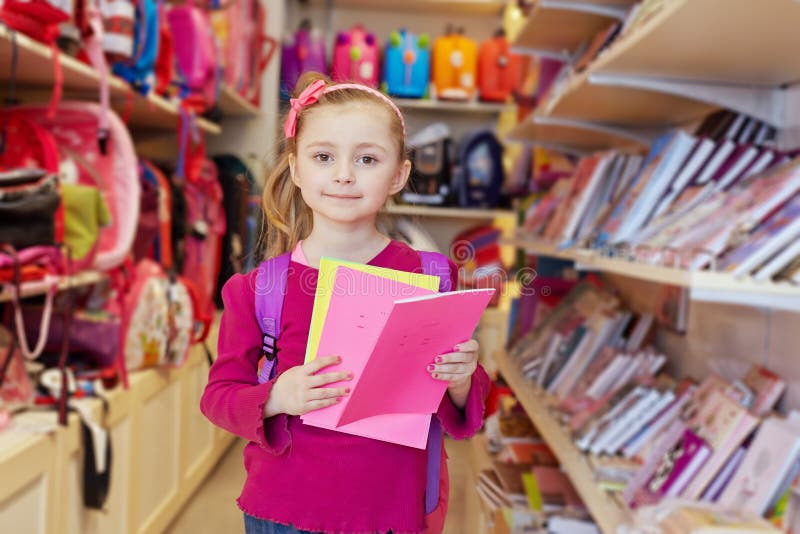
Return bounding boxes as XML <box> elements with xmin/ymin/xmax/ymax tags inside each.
<box><xmin>200</xmin><ymin>240</ymin><xmax>490</xmax><ymax>533</ymax></box>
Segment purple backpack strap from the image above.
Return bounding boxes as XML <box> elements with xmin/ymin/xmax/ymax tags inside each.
<box><xmin>419</xmin><ymin>250</ymin><xmax>453</xmax><ymax>514</ymax></box>
<box><xmin>254</xmin><ymin>252</ymin><xmax>292</xmax><ymax>384</ymax></box>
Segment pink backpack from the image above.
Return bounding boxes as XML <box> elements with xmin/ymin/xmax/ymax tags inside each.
<box><xmin>15</xmin><ymin>102</ymin><xmax>140</xmax><ymax>271</ymax></box>
<box><xmin>167</xmin><ymin>4</ymin><xmax>220</xmax><ymax>113</ymax></box>
<box><xmin>177</xmin><ymin>118</ymin><xmax>225</xmax><ymax>340</ymax></box>
<box><xmin>332</xmin><ymin>25</ymin><xmax>380</xmax><ymax>88</ymax></box>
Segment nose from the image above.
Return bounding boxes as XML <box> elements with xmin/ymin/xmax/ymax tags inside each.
<box><xmin>333</xmin><ymin>162</ymin><xmax>355</xmax><ymax>184</ymax></box>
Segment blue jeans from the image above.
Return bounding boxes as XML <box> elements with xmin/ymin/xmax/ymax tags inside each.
<box><xmin>243</xmin><ymin>514</ymin><xmax>318</xmax><ymax>534</ymax></box>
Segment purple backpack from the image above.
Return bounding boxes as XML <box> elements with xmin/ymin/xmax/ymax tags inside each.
<box><xmin>280</xmin><ymin>19</ymin><xmax>327</xmax><ymax>98</ymax></box>
<box><xmin>254</xmin><ymin>250</ymin><xmax>452</xmax><ymax>515</ymax></box>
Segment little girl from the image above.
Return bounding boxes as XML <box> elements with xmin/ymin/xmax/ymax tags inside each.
<box><xmin>200</xmin><ymin>72</ymin><xmax>490</xmax><ymax>534</ymax></box>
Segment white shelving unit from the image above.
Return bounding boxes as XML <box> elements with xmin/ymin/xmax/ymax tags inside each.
<box><xmin>508</xmin><ymin>238</ymin><xmax>800</xmax><ymax>313</ymax></box>
<box><xmin>508</xmin><ymin>0</ymin><xmax>800</xmax><ymax>150</ymax></box>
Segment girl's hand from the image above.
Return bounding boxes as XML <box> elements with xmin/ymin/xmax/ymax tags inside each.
<box><xmin>428</xmin><ymin>339</ymin><xmax>480</xmax><ymax>408</ymax></box>
<box><xmin>263</xmin><ymin>356</ymin><xmax>352</xmax><ymax>418</ymax></box>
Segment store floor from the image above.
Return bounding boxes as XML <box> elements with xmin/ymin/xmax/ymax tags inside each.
<box><xmin>166</xmin><ymin>437</ymin><xmax>479</xmax><ymax>534</ymax></box>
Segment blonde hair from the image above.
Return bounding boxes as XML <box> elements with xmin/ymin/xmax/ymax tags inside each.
<box><xmin>261</xmin><ymin>72</ymin><xmax>407</xmax><ymax>259</ymax></box>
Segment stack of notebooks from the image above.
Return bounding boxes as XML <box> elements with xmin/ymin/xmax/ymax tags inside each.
<box><xmin>518</xmin><ymin>110</ymin><xmax>800</xmax><ymax>281</ymax></box>
<box><xmin>507</xmin><ymin>280</ymin><xmax>800</xmax><ymax>529</ymax></box>
<box><xmin>300</xmin><ymin>257</ymin><xmax>494</xmax><ymax>448</ymax></box>
<box><xmin>477</xmin><ymin>391</ymin><xmax>595</xmax><ymax>533</ymax></box>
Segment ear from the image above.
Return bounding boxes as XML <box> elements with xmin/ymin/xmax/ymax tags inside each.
<box><xmin>288</xmin><ymin>153</ymin><xmax>300</xmax><ymax>187</ymax></box>
<box><xmin>388</xmin><ymin>159</ymin><xmax>411</xmax><ymax>196</ymax></box>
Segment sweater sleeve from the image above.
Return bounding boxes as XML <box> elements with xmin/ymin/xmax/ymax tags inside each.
<box><xmin>199</xmin><ymin>273</ymin><xmax>291</xmax><ymax>455</ymax></box>
<box><xmin>434</xmin><ymin>256</ymin><xmax>490</xmax><ymax>439</ymax></box>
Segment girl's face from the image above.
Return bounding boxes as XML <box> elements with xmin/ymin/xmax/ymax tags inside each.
<box><xmin>289</xmin><ymin>101</ymin><xmax>410</xmax><ymax>226</ymax></box>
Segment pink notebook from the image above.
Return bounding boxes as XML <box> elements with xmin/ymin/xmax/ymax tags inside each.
<box><xmin>300</xmin><ymin>266</ymin><xmax>494</xmax><ymax>448</ymax></box>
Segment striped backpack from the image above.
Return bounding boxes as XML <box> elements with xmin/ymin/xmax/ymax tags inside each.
<box><xmin>253</xmin><ymin>250</ymin><xmax>453</xmax><ymax>526</ymax></box>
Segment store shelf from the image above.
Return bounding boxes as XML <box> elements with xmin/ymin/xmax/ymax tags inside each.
<box><xmin>394</xmin><ymin>98</ymin><xmax>513</xmax><ymax>114</ymax></box>
<box><xmin>0</xmin><ymin>26</ymin><xmax>221</xmax><ymax>135</ymax></box>
<box><xmin>318</xmin><ymin>0</ymin><xmax>506</xmax><ymax>15</ymax></box>
<box><xmin>508</xmin><ymin>237</ymin><xmax>800</xmax><ymax>312</ymax></box>
<box><xmin>506</xmin><ymin>114</ymin><xmax>654</xmax><ymax>153</ymax></box>
<box><xmin>218</xmin><ymin>86</ymin><xmax>261</xmax><ymax>117</ymax></box>
<box><xmin>0</xmin><ymin>271</ymin><xmax>107</xmax><ymax>303</ymax></box>
<box><xmin>595</xmin><ymin>0</ymin><xmax>800</xmax><ymax>87</ymax></box>
<box><xmin>494</xmin><ymin>348</ymin><xmax>632</xmax><ymax>534</ymax></box>
<box><xmin>512</xmin><ymin>0</ymin><xmax>634</xmax><ymax>56</ymax></box>
<box><xmin>386</xmin><ymin>204</ymin><xmax>515</xmax><ymax>220</ymax></box>
<box><xmin>538</xmin><ymin>0</ymin><xmax>800</xmax><ymax>129</ymax></box>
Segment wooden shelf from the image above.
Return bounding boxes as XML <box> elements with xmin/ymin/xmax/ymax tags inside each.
<box><xmin>494</xmin><ymin>348</ymin><xmax>631</xmax><ymax>534</ymax></box>
<box><xmin>505</xmin><ymin>114</ymin><xmax>653</xmax><ymax>153</ymax></box>
<box><xmin>512</xmin><ymin>0</ymin><xmax>634</xmax><ymax>55</ymax></box>
<box><xmin>508</xmin><ymin>238</ymin><xmax>800</xmax><ymax>313</ymax></box>
<box><xmin>218</xmin><ymin>86</ymin><xmax>261</xmax><ymax>117</ymax></box>
<box><xmin>394</xmin><ymin>98</ymin><xmax>513</xmax><ymax>114</ymax></box>
<box><xmin>385</xmin><ymin>204</ymin><xmax>516</xmax><ymax>220</ymax></box>
<box><xmin>0</xmin><ymin>26</ymin><xmax>220</xmax><ymax>135</ymax></box>
<box><xmin>318</xmin><ymin>0</ymin><xmax>506</xmax><ymax>15</ymax></box>
<box><xmin>0</xmin><ymin>271</ymin><xmax>106</xmax><ymax>303</ymax></box>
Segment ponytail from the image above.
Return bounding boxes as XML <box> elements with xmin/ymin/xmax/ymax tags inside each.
<box><xmin>261</xmin><ymin>150</ymin><xmax>313</xmax><ymax>258</ymax></box>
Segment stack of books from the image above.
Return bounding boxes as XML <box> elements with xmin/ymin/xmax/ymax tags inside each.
<box><xmin>506</xmin><ymin>280</ymin><xmax>799</xmax><ymax>529</ymax></box>
<box><xmin>518</xmin><ymin>110</ymin><xmax>800</xmax><ymax>281</ymax></box>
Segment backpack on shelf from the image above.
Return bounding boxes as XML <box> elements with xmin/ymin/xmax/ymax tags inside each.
<box><xmin>402</xmin><ymin>122</ymin><xmax>454</xmax><ymax>206</ymax></box>
<box><xmin>111</xmin><ymin>0</ymin><xmax>160</xmax><ymax>93</ymax></box>
<box><xmin>11</xmin><ymin>102</ymin><xmax>140</xmax><ymax>271</ymax></box>
<box><xmin>478</xmin><ymin>30</ymin><xmax>525</xmax><ymax>102</ymax></box>
<box><xmin>332</xmin><ymin>25</ymin><xmax>379</xmax><ymax>88</ymax></box>
<box><xmin>212</xmin><ymin>154</ymin><xmax>259</xmax><ymax>308</ymax></box>
<box><xmin>280</xmin><ymin>19</ymin><xmax>327</xmax><ymax>98</ymax></box>
<box><xmin>212</xmin><ymin>0</ymin><xmax>277</xmax><ymax>106</ymax></box>
<box><xmin>451</xmin><ymin>225</ymin><xmax>504</xmax><ymax>307</ymax></box>
<box><xmin>453</xmin><ymin>130</ymin><xmax>504</xmax><ymax>208</ymax></box>
<box><xmin>167</xmin><ymin>3</ymin><xmax>220</xmax><ymax>113</ymax></box>
<box><xmin>132</xmin><ymin>160</ymin><xmax>173</xmax><ymax>268</ymax></box>
<box><xmin>432</xmin><ymin>28</ymin><xmax>478</xmax><ymax>101</ymax></box>
<box><xmin>98</xmin><ymin>0</ymin><xmax>135</xmax><ymax>62</ymax></box>
<box><xmin>383</xmin><ymin>29</ymin><xmax>430</xmax><ymax>99</ymax></box>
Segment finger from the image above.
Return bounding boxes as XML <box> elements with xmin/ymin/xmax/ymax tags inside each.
<box><xmin>433</xmin><ymin>352</ymin><xmax>478</xmax><ymax>365</ymax></box>
<box><xmin>429</xmin><ymin>363</ymin><xmax>472</xmax><ymax>375</ymax></box>
<box><xmin>453</xmin><ymin>339</ymin><xmax>479</xmax><ymax>353</ymax></box>
<box><xmin>304</xmin><ymin>355</ymin><xmax>341</xmax><ymax>375</ymax></box>
<box><xmin>307</xmin><ymin>387</ymin><xmax>349</xmax><ymax>401</ymax></box>
<box><xmin>309</xmin><ymin>371</ymin><xmax>353</xmax><ymax>387</ymax></box>
<box><xmin>430</xmin><ymin>371</ymin><xmax>468</xmax><ymax>382</ymax></box>
<box><xmin>302</xmin><ymin>398</ymin><xmax>340</xmax><ymax>413</ymax></box>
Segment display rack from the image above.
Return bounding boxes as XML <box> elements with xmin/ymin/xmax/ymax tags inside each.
<box><xmin>0</xmin><ymin>271</ymin><xmax>106</xmax><ymax>304</ymax></box>
<box><xmin>218</xmin><ymin>86</ymin><xmax>261</xmax><ymax>117</ymax></box>
<box><xmin>508</xmin><ymin>237</ymin><xmax>800</xmax><ymax>313</ymax></box>
<box><xmin>307</xmin><ymin>0</ymin><xmax>506</xmax><ymax>15</ymax></box>
<box><xmin>0</xmin><ymin>25</ymin><xmax>221</xmax><ymax>134</ymax></box>
<box><xmin>386</xmin><ymin>204</ymin><xmax>515</xmax><ymax>220</ymax></box>
<box><xmin>509</xmin><ymin>0</ymin><xmax>800</xmax><ymax>149</ymax></box>
<box><xmin>511</xmin><ymin>0</ymin><xmax>633</xmax><ymax>57</ymax></box>
<box><xmin>494</xmin><ymin>348</ymin><xmax>632</xmax><ymax>534</ymax></box>
<box><xmin>395</xmin><ymin>98</ymin><xmax>513</xmax><ymax>114</ymax></box>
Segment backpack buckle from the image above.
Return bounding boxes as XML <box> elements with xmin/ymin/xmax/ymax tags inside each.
<box><xmin>262</xmin><ymin>332</ymin><xmax>279</xmax><ymax>361</ymax></box>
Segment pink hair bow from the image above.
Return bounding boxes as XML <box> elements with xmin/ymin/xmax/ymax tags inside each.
<box><xmin>284</xmin><ymin>79</ymin><xmax>327</xmax><ymax>138</ymax></box>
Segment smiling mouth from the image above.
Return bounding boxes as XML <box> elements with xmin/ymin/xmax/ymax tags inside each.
<box><xmin>325</xmin><ymin>194</ymin><xmax>361</xmax><ymax>199</ymax></box>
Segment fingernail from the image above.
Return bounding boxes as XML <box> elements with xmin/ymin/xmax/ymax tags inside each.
<box><xmin>336</xmin><ymin>397</ymin><xmax>342</xmax><ymax>402</ymax></box>
<box><xmin>435</xmin><ymin>356</ymin><xmax>443</xmax><ymax>364</ymax></box>
<box><xmin>427</xmin><ymin>364</ymin><xmax>435</xmax><ymax>372</ymax></box>
<box><xmin>453</xmin><ymin>345</ymin><xmax>461</xmax><ymax>351</ymax></box>
<box><xmin>432</xmin><ymin>373</ymin><xmax>439</xmax><ymax>379</ymax></box>
<box><xmin>345</xmin><ymin>388</ymin><xmax>351</xmax><ymax>394</ymax></box>
<box><xmin>347</xmin><ymin>373</ymin><xmax>354</xmax><ymax>379</ymax></box>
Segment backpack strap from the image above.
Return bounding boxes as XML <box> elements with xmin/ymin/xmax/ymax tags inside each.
<box><xmin>254</xmin><ymin>252</ymin><xmax>291</xmax><ymax>384</ymax></box>
<box><xmin>418</xmin><ymin>250</ymin><xmax>453</xmax><ymax>514</ymax></box>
